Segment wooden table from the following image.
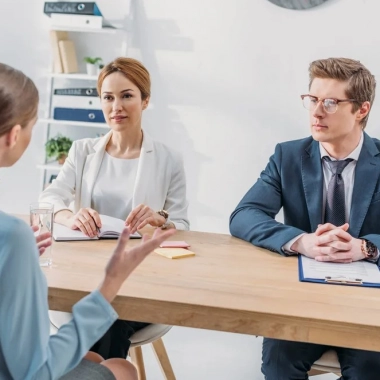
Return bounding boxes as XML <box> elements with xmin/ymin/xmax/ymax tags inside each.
<box><xmin>42</xmin><ymin>229</ymin><xmax>380</xmax><ymax>352</ymax></box>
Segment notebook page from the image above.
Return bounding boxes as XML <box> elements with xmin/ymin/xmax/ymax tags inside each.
<box><xmin>53</xmin><ymin>215</ymin><xmax>141</xmax><ymax>240</ymax></box>
<box><xmin>99</xmin><ymin>214</ymin><xmax>141</xmax><ymax>238</ymax></box>
<box><xmin>99</xmin><ymin>214</ymin><xmax>125</xmax><ymax>237</ymax></box>
<box><xmin>53</xmin><ymin>223</ymin><xmax>96</xmax><ymax>241</ymax></box>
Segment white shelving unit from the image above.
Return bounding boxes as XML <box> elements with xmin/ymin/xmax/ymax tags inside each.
<box><xmin>38</xmin><ymin>25</ymin><xmax>127</xmax><ymax>191</ymax></box>
<box><xmin>47</xmin><ymin>73</ymin><xmax>98</xmax><ymax>80</ymax></box>
<box><xmin>39</xmin><ymin>118</ymin><xmax>108</xmax><ymax>128</ymax></box>
<box><xmin>37</xmin><ymin>162</ymin><xmax>62</xmax><ymax>171</ymax></box>
<box><xmin>51</xmin><ymin>26</ymin><xmax>120</xmax><ymax>34</ymax></box>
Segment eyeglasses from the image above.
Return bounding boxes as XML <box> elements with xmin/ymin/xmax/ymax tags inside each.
<box><xmin>301</xmin><ymin>94</ymin><xmax>358</xmax><ymax>114</ymax></box>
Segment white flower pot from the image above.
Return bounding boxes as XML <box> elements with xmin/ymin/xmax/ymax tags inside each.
<box><xmin>86</xmin><ymin>63</ymin><xmax>97</xmax><ymax>76</ymax></box>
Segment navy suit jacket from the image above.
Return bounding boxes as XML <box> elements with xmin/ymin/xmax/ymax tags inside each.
<box><xmin>230</xmin><ymin>133</ymin><xmax>380</xmax><ymax>254</ymax></box>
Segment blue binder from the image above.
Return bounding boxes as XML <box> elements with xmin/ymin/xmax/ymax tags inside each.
<box><xmin>298</xmin><ymin>255</ymin><xmax>380</xmax><ymax>288</ymax></box>
<box><xmin>53</xmin><ymin>107</ymin><xmax>105</xmax><ymax>123</ymax></box>
<box><xmin>54</xmin><ymin>88</ymin><xmax>98</xmax><ymax>96</ymax></box>
<box><xmin>44</xmin><ymin>2</ymin><xmax>102</xmax><ymax>16</ymax></box>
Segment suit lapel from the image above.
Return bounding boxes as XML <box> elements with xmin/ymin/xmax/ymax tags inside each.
<box><xmin>349</xmin><ymin>133</ymin><xmax>380</xmax><ymax>237</ymax></box>
<box><xmin>80</xmin><ymin>132</ymin><xmax>112</xmax><ymax>208</ymax></box>
<box><xmin>302</xmin><ymin>139</ymin><xmax>324</xmax><ymax>232</ymax></box>
<box><xmin>132</xmin><ymin>131</ymin><xmax>154</xmax><ymax>208</ymax></box>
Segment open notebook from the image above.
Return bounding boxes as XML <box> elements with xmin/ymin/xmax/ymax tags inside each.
<box><xmin>53</xmin><ymin>214</ymin><xmax>141</xmax><ymax>241</ymax></box>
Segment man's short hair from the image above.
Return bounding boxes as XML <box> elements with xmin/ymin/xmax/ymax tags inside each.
<box><xmin>309</xmin><ymin>58</ymin><xmax>376</xmax><ymax>128</ymax></box>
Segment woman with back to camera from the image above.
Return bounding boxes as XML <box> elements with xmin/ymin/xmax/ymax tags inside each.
<box><xmin>0</xmin><ymin>62</ymin><xmax>175</xmax><ymax>379</ymax></box>
<box><xmin>39</xmin><ymin>57</ymin><xmax>189</xmax><ymax>359</ymax></box>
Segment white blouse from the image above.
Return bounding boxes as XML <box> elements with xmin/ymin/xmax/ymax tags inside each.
<box><xmin>91</xmin><ymin>152</ymin><xmax>139</xmax><ymax>220</ymax></box>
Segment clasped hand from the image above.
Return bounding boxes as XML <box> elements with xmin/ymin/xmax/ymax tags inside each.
<box><xmin>292</xmin><ymin>223</ymin><xmax>365</xmax><ymax>263</ymax></box>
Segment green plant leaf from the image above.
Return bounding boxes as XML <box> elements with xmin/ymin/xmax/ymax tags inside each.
<box><xmin>84</xmin><ymin>56</ymin><xmax>103</xmax><ymax>64</ymax></box>
<box><xmin>45</xmin><ymin>134</ymin><xmax>73</xmax><ymax>160</ymax></box>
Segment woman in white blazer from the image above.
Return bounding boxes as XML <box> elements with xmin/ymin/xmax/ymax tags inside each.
<box><xmin>39</xmin><ymin>57</ymin><xmax>189</xmax><ymax>360</ymax></box>
<box><xmin>40</xmin><ymin>129</ymin><xmax>189</xmax><ymax>232</ymax></box>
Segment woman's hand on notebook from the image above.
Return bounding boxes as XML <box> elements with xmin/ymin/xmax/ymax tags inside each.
<box><xmin>99</xmin><ymin>227</ymin><xmax>175</xmax><ymax>303</ymax></box>
<box><xmin>56</xmin><ymin>208</ymin><xmax>102</xmax><ymax>238</ymax></box>
<box><xmin>125</xmin><ymin>204</ymin><xmax>167</xmax><ymax>234</ymax></box>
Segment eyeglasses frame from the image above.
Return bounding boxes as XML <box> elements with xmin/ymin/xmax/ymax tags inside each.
<box><xmin>300</xmin><ymin>94</ymin><xmax>359</xmax><ymax>114</ymax></box>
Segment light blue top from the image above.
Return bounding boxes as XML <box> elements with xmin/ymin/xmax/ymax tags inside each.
<box><xmin>0</xmin><ymin>212</ymin><xmax>118</xmax><ymax>379</ymax></box>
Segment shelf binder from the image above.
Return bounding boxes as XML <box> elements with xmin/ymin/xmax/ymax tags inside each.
<box><xmin>44</xmin><ymin>2</ymin><xmax>102</xmax><ymax>16</ymax></box>
<box><xmin>53</xmin><ymin>107</ymin><xmax>105</xmax><ymax>123</ymax></box>
<box><xmin>54</xmin><ymin>88</ymin><xmax>98</xmax><ymax>96</ymax></box>
<box><xmin>53</xmin><ymin>95</ymin><xmax>101</xmax><ymax>109</ymax></box>
<box><xmin>51</xmin><ymin>14</ymin><xmax>103</xmax><ymax>29</ymax></box>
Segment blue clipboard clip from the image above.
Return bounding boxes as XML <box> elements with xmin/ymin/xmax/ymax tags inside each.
<box><xmin>325</xmin><ymin>276</ymin><xmax>363</xmax><ymax>285</ymax></box>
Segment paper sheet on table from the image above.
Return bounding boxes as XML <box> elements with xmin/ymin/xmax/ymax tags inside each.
<box><xmin>301</xmin><ymin>255</ymin><xmax>380</xmax><ymax>283</ymax></box>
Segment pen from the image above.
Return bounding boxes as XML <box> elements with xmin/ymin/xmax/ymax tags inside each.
<box><xmin>89</xmin><ymin>215</ymin><xmax>101</xmax><ymax>236</ymax></box>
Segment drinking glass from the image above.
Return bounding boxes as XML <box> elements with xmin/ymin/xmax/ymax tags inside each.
<box><xmin>30</xmin><ymin>202</ymin><xmax>54</xmax><ymax>267</ymax></box>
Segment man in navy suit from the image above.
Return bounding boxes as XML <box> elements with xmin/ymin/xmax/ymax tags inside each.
<box><xmin>230</xmin><ymin>57</ymin><xmax>380</xmax><ymax>379</ymax></box>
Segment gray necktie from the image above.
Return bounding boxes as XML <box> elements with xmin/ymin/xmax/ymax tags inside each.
<box><xmin>323</xmin><ymin>157</ymin><xmax>353</xmax><ymax>226</ymax></box>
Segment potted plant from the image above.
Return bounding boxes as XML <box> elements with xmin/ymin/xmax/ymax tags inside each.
<box><xmin>84</xmin><ymin>56</ymin><xmax>102</xmax><ymax>75</ymax></box>
<box><xmin>45</xmin><ymin>134</ymin><xmax>73</xmax><ymax>165</ymax></box>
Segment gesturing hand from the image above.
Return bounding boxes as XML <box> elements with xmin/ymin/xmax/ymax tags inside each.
<box><xmin>99</xmin><ymin>227</ymin><xmax>175</xmax><ymax>303</ymax></box>
<box><xmin>32</xmin><ymin>225</ymin><xmax>52</xmax><ymax>256</ymax></box>
<box><xmin>125</xmin><ymin>204</ymin><xmax>166</xmax><ymax>234</ymax></box>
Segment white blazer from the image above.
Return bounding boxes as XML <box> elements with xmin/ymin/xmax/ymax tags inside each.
<box><xmin>39</xmin><ymin>130</ymin><xmax>189</xmax><ymax>230</ymax></box>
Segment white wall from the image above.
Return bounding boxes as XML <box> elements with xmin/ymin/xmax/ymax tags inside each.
<box><xmin>1</xmin><ymin>2</ymin><xmax>374</xmax><ymax>379</ymax></box>
<box><xmin>1</xmin><ymin>0</ymin><xmax>380</xmax><ymax>235</ymax></box>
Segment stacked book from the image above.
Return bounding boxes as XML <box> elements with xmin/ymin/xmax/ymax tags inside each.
<box><xmin>53</xmin><ymin>87</ymin><xmax>105</xmax><ymax>123</ymax></box>
<box><xmin>44</xmin><ymin>2</ymin><xmax>105</xmax><ymax>29</ymax></box>
<box><xmin>45</xmin><ymin>2</ymin><xmax>111</xmax><ymax>73</ymax></box>
<box><xmin>50</xmin><ymin>30</ymin><xmax>78</xmax><ymax>73</ymax></box>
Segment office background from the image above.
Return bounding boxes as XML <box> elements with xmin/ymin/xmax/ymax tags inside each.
<box><xmin>0</xmin><ymin>0</ymin><xmax>378</xmax><ymax>378</ymax></box>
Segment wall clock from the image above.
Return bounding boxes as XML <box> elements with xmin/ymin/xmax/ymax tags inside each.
<box><xmin>267</xmin><ymin>0</ymin><xmax>329</xmax><ymax>10</ymax></box>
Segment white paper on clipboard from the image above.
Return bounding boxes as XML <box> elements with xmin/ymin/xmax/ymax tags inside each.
<box><xmin>301</xmin><ymin>255</ymin><xmax>380</xmax><ymax>284</ymax></box>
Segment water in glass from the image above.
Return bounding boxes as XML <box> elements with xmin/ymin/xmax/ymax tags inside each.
<box><xmin>30</xmin><ymin>202</ymin><xmax>54</xmax><ymax>267</ymax></box>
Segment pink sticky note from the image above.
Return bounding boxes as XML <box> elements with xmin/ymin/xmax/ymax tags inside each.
<box><xmin>159</xmin><ymin>240</ymin><xmax>190</xmax><ymax>248</ymax></box>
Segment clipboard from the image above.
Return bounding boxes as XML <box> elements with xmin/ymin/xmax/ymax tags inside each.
<box><xmin>298</xmin><ymin>255</ymin><xmax>380</xmax><ymax>288</ymax></box>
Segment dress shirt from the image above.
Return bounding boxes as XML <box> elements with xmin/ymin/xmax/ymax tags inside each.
<box><xmin>92</xmin><ymin>153</ymin><xmax>139</xmax><ymax>220</ymax></box>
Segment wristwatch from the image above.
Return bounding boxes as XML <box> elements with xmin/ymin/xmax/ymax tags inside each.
<box><xmin>156</xmin><ymin>209</ymin><xmax>169</xmax><ymax>221</ymax></box>
<box><xmin>361</xmin><ymin>239</ymin><xmax>378</xmax><ymax>260</ymax></box>
<box><xmin>156</xmin><ymin>209</ymin><xmax>169</xmax><ymax>228</ymax></box>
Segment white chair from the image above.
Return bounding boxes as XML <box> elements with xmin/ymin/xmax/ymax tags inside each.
<box><xmin>49</xmin><ymin>311</ymin><xmax>176</xmax><ymax>380</ymax></box>
<box><xmin>129</xmin><ymin>324</ymin><xmax>176</xmax><ymax>380</ymax></box>
<box><xmin>308</xmin><ymin>350</ymin><xmax>341</xmax><ymax>377</ymax></box>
